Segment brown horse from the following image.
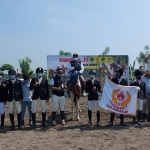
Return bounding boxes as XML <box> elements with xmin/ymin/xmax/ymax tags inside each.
<box><xmin>110</xmin><ymin>63</ymin><xmax>127</xmax><ymax>74</ymax></box>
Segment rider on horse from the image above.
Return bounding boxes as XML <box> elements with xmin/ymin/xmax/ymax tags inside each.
<box><xmin>68</xmin><ymin>53</ymin><xmax>86</xmax><ymax>96</ymax></box>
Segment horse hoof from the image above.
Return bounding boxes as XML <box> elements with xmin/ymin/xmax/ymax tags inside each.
<box><xmin>77</xmin><ymin>118</ymin><xmax>80</xmax><ymax>121</ymax></box>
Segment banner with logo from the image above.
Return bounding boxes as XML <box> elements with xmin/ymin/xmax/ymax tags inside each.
<box><xmin>99</xmin><ymin>77</ymin><xmax>139</xmax><ymax>115</ymax></box>
<box><xmin>47</xmin><ymin>55</ymin><xmax>129</xmax><ymax>87</ymax></box>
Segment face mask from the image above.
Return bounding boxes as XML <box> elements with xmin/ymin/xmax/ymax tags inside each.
<box><xmin>9</xmin><ymin>75</ymin><xmax>15</xmax><ymax>80</ymax></box>
<box><xmin>0</xmin><ymin>75</ymin><xmax>2</xmax><ymax>79</ymax></box>
<box><xmin>37</xmin><ymin>73</ymin><xmax>43</xmax><ymax>78</ymax></box>
<box><xmin>73</xmin><ymin>58</ymin><xmax>78</xmax><ymax>61</ymax></box>
<box><xmin>57</xmin><ymin>74</ymin><xmax>62</xmax><ymax>77</ymax></box>
<box><xmin>116</xmin><ymin>75</ymin><xmax>120</xmax><ymax>79</ymax></box>
<box><xmin>90</xmin><ymin>75</ymin><xmax>95</xmax><ymax>79</ymax></box>
<box><xmin>137</xmin><ymin>76</ymin><xmax>141</xmax><ymax>80</ymax></box>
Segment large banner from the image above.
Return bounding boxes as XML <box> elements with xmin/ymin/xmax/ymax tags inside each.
<box><xmin>99</xmin><ymin>77</ymin><xmax>139</xmax><ymax>115</ymax></box>
<box><xmin>47</xmin><ymin>55</ymin><xmax>129</xmax><ymax>87</ymax></box>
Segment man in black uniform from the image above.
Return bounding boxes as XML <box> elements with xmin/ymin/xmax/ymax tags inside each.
<box><xmin>107</xmin><ymin>68</ymin><xmax>128</xmax><ymax>127</ymax></box>
<box><xmin>130</xmin><ymin>69</ymin><xmax>146</xmax><ymax>125</ymax></box>
<box><xmin>0</xmin><ymin>71</ymin><xmax>7</xmax><ymax>129</ymax></box>
<box><xmin>68</xmin><ymin>53</ymin><xmax>86</xmax><ymax>96</ymax></box>
<box><xmin>30</xmin><ymin>67</ymin><xmax>49</xmax><ymax>128</ymax></box>
<box><xmin>85</xmin><ymin>70</ymin><xmax>101</xmax><ymax>126</ymax></box>
<box><xmin>6</xmin><ymin>69</ymin><xmax>23</xmax><ymax>130</ymax></box>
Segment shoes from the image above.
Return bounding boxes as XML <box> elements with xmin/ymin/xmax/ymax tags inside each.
<box><xmin>107</xmin><ymin>122</ymin><xmax>113</xmax><ymax>127</ymax></box>
<box><xmin>61</xmin><ymin>120</ymin><xmax>65</xmax><ymax>125</ymax></box>
<box><xmin>9</xmin><ymin>125</ymin><xmax>15</xmax><ymax>131</ymax></box>
<box><xmin>120</xmin><ymin>122</ymin><xmax>127</xmax><ymax>126</ymax></box>
<box><xmin>52</xmin><ymin>120</ymin><xmax>56</xmax><ymax>126</ymax></box>
<box><xmin>29</xmin><ymin>120</ymin><xmax>32</xmax><ymax>126</ymax></box>
<box><xmin>97</xmin><ymin>122</ymin><xmax>101</xmax><ymax>127</ymax></box>
<box><xmin>86</xmin><ymin>121</ymin><xmax>92</xmax><ymax>126</ymax></box>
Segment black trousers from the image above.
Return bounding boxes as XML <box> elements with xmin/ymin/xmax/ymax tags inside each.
<box><xmin>110</xmin><ymin>113</ymin><xmax>124</xmax><ymax>123</ymax></box>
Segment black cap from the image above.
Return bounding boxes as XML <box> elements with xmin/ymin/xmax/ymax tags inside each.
<box><xmin>134</xmin><ymin>69</ymin><xmax>143</xmax><ymax>77</ymax></box>
<box><xmin>8</xmin><ymin>69</ymin><xmax>16</xmax><ymax>75</ymax></box>
<box><xmin>115</xmin><ymin>68</ymin><xmax>123</xmax><ymax>76</ymax></box>
<box><xmin>36</xmin><ymin>67</ymin><xmax>43</xmax><ymax>73</ymax></box>
<box><xmin>89</xmin><ymin>69</ymin><xmax>96</xmax><ymax>75</ymax></box>
<box><xmin>23</xmin><ymin>73</ymin><xmax>30</xmax><ymax>80</ymax></box>
<box><xmin>0</xmin><ymin>70</ymin><xmax>4</xmax><ymax>75</ymax></box>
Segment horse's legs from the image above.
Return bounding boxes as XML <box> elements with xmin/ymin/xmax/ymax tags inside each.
<box><xmin>76</xmin><ymin>98</ymin><xmax>80</xmax><ymax>121</ymax></box>
<box><xmin>70</xmin><ymin>92</ymin><xmax>75</xmax><ymax>120</ymax></box>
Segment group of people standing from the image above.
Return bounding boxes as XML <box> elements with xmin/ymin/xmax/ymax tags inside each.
<box><xmin>0</xmin><ymin>53</ymin><xmax>150</xmax><ymax>131</ymax></box>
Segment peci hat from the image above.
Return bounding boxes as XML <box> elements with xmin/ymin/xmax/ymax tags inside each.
<box><xmin>23</xmin><ymin>73</ymin><xmax>30</xmax><ymax>80</ymax></box>
<box><xmin>36</xmin><ymin>67</ymin><xmax>43</xmax><ymax>73</ymax></box>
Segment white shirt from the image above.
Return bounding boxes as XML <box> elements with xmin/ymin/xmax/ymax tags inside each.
<box><xmin>38</xmin><ymin>77</ymin><xmax>42</xmax><ymax>85</ymax></box>
<box><xmin>147</xmin><ymin>59</ymin><xmax>150</xmax><ymax>69</ymax></box>
<box><xmin>49</xmin><ymin>78</ymin><xmax>54</xmax><ymax>85</ymax></box>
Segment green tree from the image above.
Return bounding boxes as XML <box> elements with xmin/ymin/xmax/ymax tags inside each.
<box><xmin>59</xmin><ymin>50</ymin><xmax>71</xmax><ymax>55</ymax></box>
<box><xmin>0</xmin><ymin>64</ymin><xmax>14</xmax><ymax>71</ymax></box>
<box><xmin>136</xmin><ymin>45</ymin><xmax>150</xmax><ymax>70</ymax></box>
<box><xmin>101</xmin><ymin>47</ymin><xmax>110</xmax><ymax>55</ymax></box>
<box><xmin>19</xmin><ymin>57</ymin><xmax>32</xmax><ymax>74</ymax></box>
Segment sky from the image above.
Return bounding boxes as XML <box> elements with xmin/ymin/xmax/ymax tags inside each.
<box><xmin>0</xmin><ymin>0</ymin><xmax>150</xmax><ymax>73</ymax></box>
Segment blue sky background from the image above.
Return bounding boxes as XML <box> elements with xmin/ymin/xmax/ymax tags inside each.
<box><xmin>0</xmin><ymin>0</ymin><xmax>150</xmax><ymax>72</ymax></box>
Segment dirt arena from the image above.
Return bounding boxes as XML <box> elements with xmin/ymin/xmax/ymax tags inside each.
<box><xmin>0</xmin><ymin>97</ymin><xmax>150</xmax><ymax>150</ymax></box>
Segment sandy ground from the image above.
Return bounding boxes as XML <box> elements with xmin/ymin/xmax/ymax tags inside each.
<box><xmin>0</xmin><ymin>97</ymin><xmax>150</xmax><ymax>150</ymax></box>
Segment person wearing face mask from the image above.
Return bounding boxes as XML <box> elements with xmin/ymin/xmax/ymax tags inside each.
<box><xmin>30</xmin><ymin>67</ymin><xmax>49</xmax><ymax>128</ymax></box>
<box><xmin>85</xmin><ymin>70</ymin><xmax>102</xmax><ymax>126</ymax></box>
<box><xmin>130</xmin><ymin>69</ymin><xmax>146</xmax><ymax>125</ymax></box>
<box><xmin>141</xmin><ymin>70</ymin><xmax>150</xmax><ymax>121</ymax></box>
<box><xmin>68</xmin><ymin>53</ymin><xmax>86</xmax><ymax>96</ymax></box>
<box><xmin>49</xmin><ymin>68</ymin><xmax>66</xmax><ymax>126</ymax></box>
<box><xmin>107</xmin><ymin>68</ymin><xmax>128</xmax><ymax>127</ymax></box>
<box><xmin>5</xmin><ymin>69</ymin><xmax>23</xmax><ymax>130</ymax></box>
<box><xmin>21</xmin><ymin>73</ymin><xmax>33</xmax><ymax>126</ymax></box>
<box><xmin>0</xmin><ymin>71</ymin><xmax>7</xmax><ymax>129</ymax></box>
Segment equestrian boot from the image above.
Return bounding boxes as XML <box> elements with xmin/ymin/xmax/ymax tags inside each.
<box><xmin>120</xmin><ymin>115</ymin><xmax>127</xmax><ymax>126</ymax></box>
<box><xmin>21</xmin><ymin>120</ymin><xmax>24</xmax><ymax>126</ymax></box>
<box><xmin>29</xmin><ymin>119</ymin><xmax>32</xmax><ymax>126</ymax></box>
<box><xmin>87</xmin><ymin>110</ymin><xmax>92</xmax><ymax>125</ymax></box>
<box><xmin>60</xmin><ymin>111</ymin><xmax>65</xmax><ymax>125</ymax></box>
<box><xmin>137</xmin><ymin>111</ymin><xmax>142</xmax><ymax>125</ymax></box>
<box><xmin>142</xmin><ymin>113</ymin><xmax>147</xmax><ymax>122</ymax></box>
<box><xmin>52</xmin><ymin>112</ymin><xmax>56</xmax><ymax>126</ymax></box>
<box><xmin>0</xmin><ymin>114</ymin><xmax>5</xmax><ymax>129</ymax></box>
<box><xmin>97</xmin><ymin>110</ymin><xmax>100</xmax><ymax>126</ymax></box>
<box><xmin>147</xmin><ymin>112</ymin><xmax>150</xmax><ymax>122</ymax></box>
<box><xmin>107</xmin><ymin>113</ymin><xmax>115</xmax><ymax>127</ymax></box>
<box><xmin>9</xmin><ymin>114</ymin><xmax>15</xmax><ymax>131</ymax></box>
<box><xmin>42</xmin><ymin>112</ymin><xmax>47</xmax><ymax>127</ymax></box>
<box><xmin>17</xmin><ymin>112</ymin><xmax>22</xmax><ymax>130</ymax></box>
<box><xmin>32</xmin><ymin>113</ymin><xmax>36</xmax><ymax>128</ymax></box>
<box><xmin>132</xmin><ymin>117</ymin><xmax>136</xmax><ymax>124</ymax></box>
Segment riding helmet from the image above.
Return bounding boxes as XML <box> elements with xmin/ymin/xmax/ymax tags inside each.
<box><xmin>89</xmin><ymin>69</ymin><xmax>97</xmax><ymax>75</ymax></box>
<box><xmin>8</xmin><ymin>69</ymin><xmax>16</xmax><ymax>75</ymax></box>
<box><xmin>73</xmin><ymin>53</ymin><xmax>78</xmax><ymax>58</ymax></box>
<box><xmin>134</xmin><ymin>69</ymin><xmax>143</xmax><ymax>77</ymax></box>
<box><xmin>36</xmin><ymin>67</ymin><xmax>43</xmax><ymax>73</ymax></box>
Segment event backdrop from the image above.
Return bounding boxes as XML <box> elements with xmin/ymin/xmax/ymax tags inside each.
<box><xmin>47</xmin><ymin>55</ymin><xmax>129</xmax><ymax>87</ymax></box>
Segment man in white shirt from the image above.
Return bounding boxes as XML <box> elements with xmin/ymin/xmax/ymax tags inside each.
<box><xmin>145</xmin><ymin>54</ymin><xmax>150</xmax><ymax>69</ymax></box>
<box><xmin>142</xmin><ymin>70</ymin><xmax>150</xmax><ymax>121</ymax></box>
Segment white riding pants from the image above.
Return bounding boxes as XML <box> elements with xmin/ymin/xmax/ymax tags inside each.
<box><xmin>8</xmin><ymin>99</ymin><xmax>21</xmax><ymax>114</ymax></box>
<box><xmin>88</xmin><ymin>100</ymin><xmax>99</xmax><ymax>111</ymax></box>
<box><xmin>52</xmin><ymin>94</ymin><xmax>65</xmax><ymax>112</ymax></box>
<box><xmin>32</xmin><ymin>98</ymin><xmax>46</xmax><ymax>113</ymax></box>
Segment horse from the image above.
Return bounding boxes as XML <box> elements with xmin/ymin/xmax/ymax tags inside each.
<box><xmin>110</xmin><ymin>63</ymin><xmax>127</xmax><ymax>74</ymax></box>
<box><xmin>67</xmin><ymin>72</ymin><xmax>81</xmax><ymax>121</ymax></box>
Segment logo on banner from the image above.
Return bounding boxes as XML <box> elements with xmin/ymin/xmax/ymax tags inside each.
<box><xmin>112</xmin><ymin>89</ymin><xmax>131</xmax><ymax>107</ymax></box>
